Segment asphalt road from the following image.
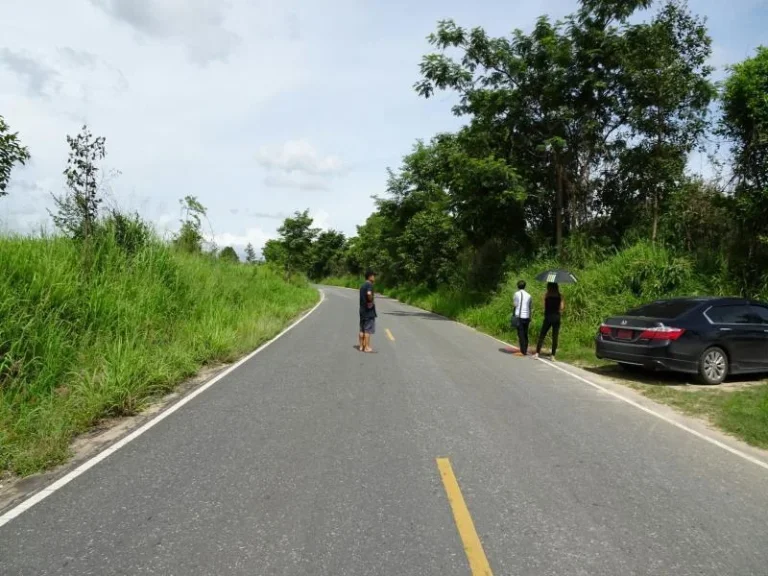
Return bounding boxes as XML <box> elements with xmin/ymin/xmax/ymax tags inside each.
<box><xmin>2</xmin><ymin>287</ymin><xmax>768</xmax><ymax>576</ymax></box>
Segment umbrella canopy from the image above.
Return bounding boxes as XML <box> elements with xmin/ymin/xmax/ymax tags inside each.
<box><xmin>535</xmin><ymin>269</ymin><xmax>578</xmax><ymax>284</ymax></box>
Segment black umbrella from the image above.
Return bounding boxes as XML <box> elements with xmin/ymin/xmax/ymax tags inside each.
<box><xmin>535</xmin><ymin>269</ymin><xmax>578</xmax><ymax>284</ymax></box>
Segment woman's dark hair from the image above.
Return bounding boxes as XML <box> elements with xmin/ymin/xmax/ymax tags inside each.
<box><xmin>517</xmin><ymin>280</ymin><xmax>526</xmax><ymax>290</ymax></box>
<box><xmin>546</xmin><ymin>282</ymin><xmax>560</xmax><ymax>297</ymax></box>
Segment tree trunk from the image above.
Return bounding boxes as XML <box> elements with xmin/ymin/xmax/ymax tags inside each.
<box><xmin>555</xmin><ymin>158</ymin><xmax>564</xmax><ymax>255</ymax></box>
<box><xmin>652</xmin><ymin>110</ymin><xmax>662</xmax><ymax>244</ymax></box>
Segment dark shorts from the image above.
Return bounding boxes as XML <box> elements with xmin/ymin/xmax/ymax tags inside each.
<box><xmin>360</xmin><ymin>317</ymin><xmax>376</xmax><ymax>334</ymax></box>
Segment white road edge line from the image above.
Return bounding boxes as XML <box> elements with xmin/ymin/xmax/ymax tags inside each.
<box><xmin>538</xmin><ymin>358</ymin><xmax>768</xmax><ymax>471</ymax></box>
<box><xmin>0</xmin><ymin>289</ymin><xmax>327</xmax><ymax>529</ymax></box>
<box><xmin>246</xmin><ymin>287</ymin><xmax>768</xmax><ymax>473</ymax></box>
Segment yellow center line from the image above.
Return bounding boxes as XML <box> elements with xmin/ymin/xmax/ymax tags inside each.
<box><xmin>385</xmin><ymin>328</ymin><xmax>395</xmax><ymax>342</ymax></box>
<box><xmin>436</xmin><ymin>458</ymin><xmax>494</xmax><ymax>576</ymax></box>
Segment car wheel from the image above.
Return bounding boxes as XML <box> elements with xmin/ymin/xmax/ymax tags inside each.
<box><xmin>698</xmin><ymin>347</ymin><xmax>728</xmax><ymax>385</ymax></box>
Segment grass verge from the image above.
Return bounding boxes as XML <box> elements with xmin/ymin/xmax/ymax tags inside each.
<box><xmin>637</xmin><ymin>383</ymin><xmax>768</xmax><ymax>448</ymax></box>
<box><xmin>0</xmin><ymin>235</ymin><xmax>318</xmax><ymax>476</ymax></box>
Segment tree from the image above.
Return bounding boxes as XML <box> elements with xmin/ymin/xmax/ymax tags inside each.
<box><xmin>244</xmin><ymin>242</ymin><xmax>257</xmax><ymax>264</ymax></box>
<box><xmin>344</xmin><ymin>214</ymin><xmax>391</xmax><ymax>279</ymax></box>
<box><xmin>262</xmin><ymin>239</ymin><xmax>285</xmax><ymax>266</ymax></box>
<box><xmin>173</xmin><ymin>195</ymin><xmax>207</xmax><ymax>253</ymax></box>
<box><xmin>398</xmin><ymin>205</ymin><xmax>464</xmax><ymax>288</ymax></box>
<box><xmin>620</xmin><ymin>1</ymin><xmax>714</xmax><ymax>241</ymax></box>
<box><xmin>51</xmin><ymin>125</ymin><xmax>107</xmax><ymax>240</ymax></box>
<box><xmin>219</xmin><ymin>246</ymin><xmax>239</xmax><ymax>263</ymax></box>
<box><xmin>413</xmin><ymin>1</ymin><xmax>711</xmax><ymax>254</ymax></box>
<box><xmin>0</xmin><ymin>115</ymin><xmax>30</xmax><ymax>197</ymax></box>
<box><xmin>308</xmin><ymin>230</ymin><xmax>346</xmax><ymax>280</ymax></box>
<box><xmin>719</xmin><ymin>47</ymin><xmax>768</xmax><ymax>290</ymax></box>
<box><xmin>275</xmin><ymin>210</ymin><xmax>319</xmax><ymax>274</ymax></box>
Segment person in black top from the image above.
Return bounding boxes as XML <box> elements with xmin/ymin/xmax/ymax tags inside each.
<box><xmin>533</xmin><ymin>282</ymin><xmax>565</xmax><ymax>361</ymax></box>
<box><xmin>358</xmin><ymin>270</ymin><xmax>377</xmax><ymax>352</ymax></box>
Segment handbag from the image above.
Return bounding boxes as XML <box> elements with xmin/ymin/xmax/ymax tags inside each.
<box><xmin>510</xmin><ymin>289</ymin><xmax>521</xmax><ymax>328</ymax></box>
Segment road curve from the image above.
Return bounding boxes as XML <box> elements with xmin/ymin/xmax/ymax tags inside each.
<box><xmin>2</xmin><ymin>287</ymin><xmax>768</xmax><ymax>575</ymax></box>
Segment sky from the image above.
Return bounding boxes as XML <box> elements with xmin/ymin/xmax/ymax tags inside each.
<box><xmin>1</xmin><ymin>0</ymin><xmax>767</xmax><ymax>256</ymax></box>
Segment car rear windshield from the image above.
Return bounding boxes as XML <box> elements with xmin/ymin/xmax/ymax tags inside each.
<box><xmin>625</xmin><ymin>300</ymin><xmax>700</xmax><ymax>319</ymax></box>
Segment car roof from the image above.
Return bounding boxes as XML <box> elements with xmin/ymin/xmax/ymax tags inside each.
<box><xmin>641</xmin><ymin>296</ymin><xmax>768</xmax><ymax>308</ymax></box>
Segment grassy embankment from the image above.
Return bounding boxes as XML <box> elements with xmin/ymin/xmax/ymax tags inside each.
<box><xmin>324</xmin><ymin>242</ymin><xmax>768</xmax><ymax>449</ymax></box>
<box><xmin>0</xmin><ymin>235</ymin><xmax>318</xmax><ymax>476</ymax></box>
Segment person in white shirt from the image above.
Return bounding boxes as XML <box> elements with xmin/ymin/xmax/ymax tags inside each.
<box><xmin>512</xmin><ymin>280</ymin><xmax>532</xmax><ymax>355</ymax></box>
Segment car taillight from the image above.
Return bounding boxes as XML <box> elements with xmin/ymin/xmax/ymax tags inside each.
<box><xmin>599</xmin><ymin>324</ymin><xmax>611</xmax><ymax>335</ymax></box>
<box><xmin>638</xmin><ymin>326</ymin><xmax>686</xmax><ymax>341</ymax></box>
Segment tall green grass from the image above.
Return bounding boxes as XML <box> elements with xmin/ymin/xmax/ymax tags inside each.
<box><xmin>0</xmin><ymin>235</ymin><xmax>318</xmax><ymax>475</ymax></box>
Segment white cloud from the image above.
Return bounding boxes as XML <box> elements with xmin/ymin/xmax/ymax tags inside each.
<box><xmin>212</xmin><ymin>227</ymin><xmax>274</xmax><ymax>253</ymax></box>
<box><xmin>263</xmin><ymin>173</ymin><xmax>332</xmax><ymax>192</ymax></box>
<box><xmin>256</xmin><ymin>139</ymin><xmax>346</xmax><ymax>192</ymax></box>
<box><xmin>248</xmin><ymin>211</ymin><xmax>289</xmax><ymax>220</ymax></box>
<box><xmin>256</xmin><ymin>139</ymin><xmax>345</xmax><ymax>177</ymax></box>
<box><xmin>89</xmin><ymin>0</ymin><xmax>240</xmax><ymax>65</ymax></box>
<box><xmin>58</xmin><ymin>47</ymin><xmax>100</xmax><ymax>69</ymax></box>
<box><xmin>311</xmin><ymin>208</ymin><xmax>332</xmax><ymax>231</ymax></box>
<box><xmin>0</xmin><ymin>49</ymin><xmax>59</xmax><ymax>98</ymax></box>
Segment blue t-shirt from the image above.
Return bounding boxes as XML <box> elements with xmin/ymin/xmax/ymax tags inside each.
<box><xmin>359</xmin><ymin>281</ymin><xmax>376</xmax><ymax>319</ymax></box>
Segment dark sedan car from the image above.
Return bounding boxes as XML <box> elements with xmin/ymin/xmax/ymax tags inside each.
<box><xmin>595</xmin><ymin>297</ymin><xmax>768</xmax><ymax>384</ymax></box>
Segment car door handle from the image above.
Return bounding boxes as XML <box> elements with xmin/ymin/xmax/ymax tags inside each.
<box><xmin>720</xmin><ymin>327</ymin><xmax>732</xmax><ymax>331</ymax></box>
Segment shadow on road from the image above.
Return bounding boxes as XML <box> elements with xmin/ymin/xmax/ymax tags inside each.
<box><xmin>382</xmin><ymin>311</ymin><xmax>451</xmax><ymax>321</ymax></box>
<box><xmin>498</xmin><ymin>347</ymin><xmax>538</xmax><ymax>358</ymax></box>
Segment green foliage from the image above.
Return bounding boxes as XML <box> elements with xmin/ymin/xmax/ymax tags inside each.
<box><xmin>0</xmin><ymin>235</ymin><xmax>317</xmax><ymax>475</ymax></box>
<box><xmin>309</xmin><ymin>230</ymin><xmax>347</xmax><ymax>280</ymax></box>
<box><xmin>262</xmin><ymin>239</ymin><xmax>285</xmax><ymax>266</ymax></box>
<box><xmin>219</xmin><ymin>246</ymin><xmax>239</xmax><ymax>263</ymax></box>
<box><xmin>721</xmin><ymin>46</ymin><xmax>768</xmax><ymax>178</ymax></box>
<box><xmin>0</xmin><ymin>115</ymin><xmax>30</xmax><ymax>197</ymax></box>
<box><xmin>413</xmin><ymin>1</ymin><xmax>713</xmax><ymax>254</ymax></box>
<box><xmin>273</xmin><ymin>210</ymin><xmax>319</xmax><ymax>274</ymax></box>
<box><xmin>658</xmin><ymin>178</ymin><xmax>732</xmax><ymax>276</ymax></box>
<box><xmin>244</xmin><ymin>243</ymin><xmax>257</xmax><ymax>264</ymax></box>
<box><xmin>620</xmin><ymin>0</ymin><xmax>715</xmax><ymax>240</ymax></box>
<box><xmin>398</xmin><ymin>206</ymin><xmax>463</xmax><ymax>289</ymax></box>
<box><xmin>99</xmin><ymin>209</ymin><xmax>153</xmax><ymax>256</ymax></box>
<box><xmin>173</xmin><ymin>195</ymin><xmax>207</xmax><ymax>254</ymax></box>
<box><xmin>719</xmin><ymin>46</ymin><xmax>768</xmax><ymax>292</ymax></box>
<box><xmin>50</xmin><ymin>125</ymin><xmax>108</xmax><ymax>241</ymax></box>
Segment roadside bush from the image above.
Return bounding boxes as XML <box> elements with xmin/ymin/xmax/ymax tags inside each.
<box><xmin>98</xmin><ymin>210</ymin><xmax>153</xmax><ymax>255</ymax></box>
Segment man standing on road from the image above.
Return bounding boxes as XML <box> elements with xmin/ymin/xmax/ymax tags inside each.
<box><xmin>359</xmin><ymin>270</ymin><xmax>377</xmax><ymax>353</ymax></box>
<box><xmin>513</xmin><ymin>280</ymin><xmax>532</xmax><ymax>356</ymax></box>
